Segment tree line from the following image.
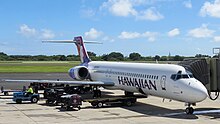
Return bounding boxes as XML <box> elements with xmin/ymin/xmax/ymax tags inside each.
<box><xmin>0</xmin><ymin>52</ymin><xmax>212</xmax><ymax>61</ymax></box>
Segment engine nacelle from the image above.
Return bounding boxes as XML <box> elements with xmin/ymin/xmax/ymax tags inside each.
<box><xmin>68</xmin><ymin>66</ymin><xmax>90</xmax><ymax>80</ymax></box>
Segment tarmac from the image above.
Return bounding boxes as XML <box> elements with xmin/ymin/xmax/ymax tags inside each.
<box><xmin>0</xmin><ymin>73</ymin><xmax>220</xmax><ymax>124</ymax></box>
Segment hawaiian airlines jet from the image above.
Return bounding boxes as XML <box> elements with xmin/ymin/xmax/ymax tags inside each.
<box><xmin>4</xmin><ymin>36</ymin><xmax>208</xmax><ymax>114</ymax></box>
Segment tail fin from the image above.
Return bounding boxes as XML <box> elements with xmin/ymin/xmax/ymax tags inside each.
<box><xmin>74</xmin><ymin>36</ymin><xmax>91</xmax><ymax>63</ymax></box>
<box><xmin>43</xmin><ymin>36</ymin><xmax>101</xmax><ymax>64</ymax></box>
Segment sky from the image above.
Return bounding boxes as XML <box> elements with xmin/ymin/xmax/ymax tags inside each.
<box><xmin>1</xmin><ymin>0</ymin><xmax>220</xmax><ymax>57</ymax></box>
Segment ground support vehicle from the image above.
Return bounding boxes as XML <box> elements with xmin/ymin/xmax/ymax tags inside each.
<box><xmin>13</xmin><ymin>91</ymin><xmax>39</xmax><ymax>104</ymax></box>
<box><xmin>84</xmin><ymin>96</ymin><xmax>137</xmax><ymax>108</ymax></box>
<box><xmin>60</xmin><ymin>94</ymin><xmax>82</xmax><ymax>110</ymax></box>
<box><xmin>44</xmin><ymin>88</ymin><xmax>65</xmax><ymax>105</ymax></box>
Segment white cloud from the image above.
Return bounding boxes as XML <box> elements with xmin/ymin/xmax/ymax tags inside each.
<box><xmin>100</xmin><ymin>0</ymin><xmax>163</xmax><ymax>21</ymax></box>
<box><xmin>40</xmin><ymin>29</ymin><xmax>55</xmax><ymax>39</ymax></box>
<box><xmin>18</xmin><ymin>24</ymin><xmax>55</xmax><ymax>39</ymax></box>
<box><xmin>102</xmin><ymin>0</ymin><xmax>137</xmax><ymax>17</ymax></box>
<box><xmin>188</xmin><ymin>24</ymin><xmax>215</xmax><ymax>38</ymax></box>
<box><xmin>214</xmin><ymin>36</ymin><xmax>220</xmax><ymax>42</ymax></box>
<box><xmin>118</xmin><ymin>31</ymin><xmax>158</xmax><ymax>41</ymax></box>
<box><xmin>183</xmin><ymin>0</ymin><xmax>192</xmax><ymax>9</ymax></box>
<box><xmin>118</xmin><ymin>31</ymin><xmax>140</xmax><ymax>39</ymax></box>
<box><xmin>142</xmin><ymin>31</ymin><xmax>158</xmax><ymax>42</ymax></box>
<box><xmin>136</xmin><ymin>7</ymin><xmax>164</xmax><ymax>21</ymax></box>
<box><xmin>84</xmin><ymin>28</ymin><xmax>103</xmax><ymax>40</ymax></box>
<box><xmin>168</xmin><ymin>28</ymin><xmax>180</xmax><ymax>37</ymax></box>
<box><xmin>19</xmin><ymin>24</ymin><xmax>37</xmax><ymax>37</ymax></box>
<box><xmin>200</xmin><ymin>0</ymin><xmax>220</xmax><ymax>18</ymax></box>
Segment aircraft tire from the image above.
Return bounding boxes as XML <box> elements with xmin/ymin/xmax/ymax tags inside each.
<box><xmin>185</xmin><ymin>107</ymin><xmax>194</xmax><ymax>114</ymax></box>
<box><xmin>124</xmin><ymin>100</ymin><xmax>132</xmax><ymax>107</ymax></box>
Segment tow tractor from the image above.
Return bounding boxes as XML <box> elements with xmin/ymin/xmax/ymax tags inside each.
<box><xmin>13</xmin><ymin>91</ymin><xmax>40</xmax><ymax>104</ymax></box>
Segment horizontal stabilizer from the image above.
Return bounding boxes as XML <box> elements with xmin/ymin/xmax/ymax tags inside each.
<box><xmin>42</xmin><ymin>40</ymin><xmax>102</xmax><ymax>44</ymax></box>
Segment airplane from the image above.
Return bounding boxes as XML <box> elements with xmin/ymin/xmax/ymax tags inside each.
<box><xmin>3</xmin><ymin>36</ymin><xmax>208</xmax><ymax>114</ymax></box>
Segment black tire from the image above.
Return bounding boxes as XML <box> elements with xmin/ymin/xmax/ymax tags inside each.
<box><xmin>4</xmin><ymin>92</ymin><xmax>9</xmax><ymax>96</ymax></box>
<box><xmin>66</xmin><ymin>106</ymin><xmax>71</xmax><ymax>111</ymax></box>
<box><xmin>97</xmin><ymin>102</ymin><xmax>103</xmax><ymax>108</ymax></box>
<box><xmin>91</xmin><ymin>102</ymin><xmax>97</xmax><ymax>107</ymax></box>
<box><xmin>31</xmin><ymin>97</ymin><xmax>38</xmax><ymax>103</ymax></box>
<box><xmin>16</xmin><ymin>99</ymin><xmax>22</xmax><ymax>104</ymax></box>
<box><xmin>185</xmin><ymin>107</ymin><xmax>194</xmax><ymax>114</ymax></box>
<box><xmin>124</xmin><ymin>100</ymin><xmax>132</xmax><ymax>107</ymax></box>
<box><xmin>46</xmin><ymin>100</ymin><xmax>49</xmax><ymax>104</ymax></box>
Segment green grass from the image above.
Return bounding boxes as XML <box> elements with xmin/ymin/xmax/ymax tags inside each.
<box><xmin>0</xmin><ymin>61</ymin><xmax>80</xmax><ymax>73</ymax></box>
<box><xmin>0</xmin><ymin>61</ymin><xmax>179</xmax><ymax>73</ymax></box>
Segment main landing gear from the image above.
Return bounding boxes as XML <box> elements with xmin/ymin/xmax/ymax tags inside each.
<box><xmin>185</xmin><ymin>103</ymin><xmax>195</xmax><ymax>114</ymax></box>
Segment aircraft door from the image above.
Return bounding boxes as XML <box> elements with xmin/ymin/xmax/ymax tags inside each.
<box><xmin>160</xmin><ymin>75</ymin><xmax>166</xmax><ymax>90</ymax></box>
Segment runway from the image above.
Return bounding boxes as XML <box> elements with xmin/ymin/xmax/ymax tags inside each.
<box><xmin>0</xmin><ymin>73</ymin><xmax>220</xmax><ymax>123</ymax></box>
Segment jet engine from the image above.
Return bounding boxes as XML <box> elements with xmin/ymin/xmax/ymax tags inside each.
<box><xmin>68</xmin><ymin>66</ymin><xmax>90</xmax><ymax>80</ymax></box>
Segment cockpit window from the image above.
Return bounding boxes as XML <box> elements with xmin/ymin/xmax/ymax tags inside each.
<box><xmin>171</xmin><ymin>74</ymin><xmax>176</xmax><ymax>80</ymax></box>
<box><xmin>170</xmin><ymin>74</ymin><xmax>191</xmax><ymax>81</ymax></box>
<box><xmin>188</xmin><ymin>74</ymin><xmax>194</xmax><ymax>78</ymax></box>
<box><xmin>176</xmin><ymin>75</ymin><xmax>181</xmax><ymax>80</ymax></box>
<box><xmin>182</xmin><ymin>74</ymin><xmax>189</xmax><ymax>78</ymax></box>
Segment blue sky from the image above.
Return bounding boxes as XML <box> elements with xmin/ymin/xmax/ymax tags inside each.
<box><xmin>1</xmin><ymin>0</ymin><xmax>220</xmax><ymax>57</ymax></box>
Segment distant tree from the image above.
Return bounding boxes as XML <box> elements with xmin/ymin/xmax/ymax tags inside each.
<box><xmin>108</xmin><ymin>52</ymin><xmax>124</xmax><ymax>61</ymax></box>
<box><xmin>195</xmin><ymin>54</ymin><xmax>210</xmax><ymax>58</ymax></box>
<box><xmin>0</xmin><ymin>52</ymin><xmax>8</xmax><ymax>60</ymax></box>
<box><xmin>129</xmin><ymin>52</ymin><xmax>141</xmax><ymax>61</ymax></box>
<box><xmin>173</xmin><ymin>55</ymin><xmax>184</xmax><ymax>61</ymax></box>
<box><xmin>87</xmin><ymin>51</ymin><xmax>96</xmax><ymax>57</ymax></box>
<box><xmin>153</xmin><ymin>55</ymin><xmax>160</xmax><ymax>61</ymax></box>
<box><xmin>101</xmin><ymin>54</ymin><xmax>108</xmax><ymax>61</ymax></box>
<box><xmin>59</xmin><ymin>55</ymin><xmax>66</xmax><ymax>61</ymax></box>
<box><xmin>160</xmin><ymin>56</ymin><xmax>168</xmax><ymax>61</ymax></box>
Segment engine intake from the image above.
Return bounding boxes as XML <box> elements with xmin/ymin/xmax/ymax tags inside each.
<box><xmin>68</xmin><ymin>66</ymin><xmax>90</xmax><ymax>80</ymax></box>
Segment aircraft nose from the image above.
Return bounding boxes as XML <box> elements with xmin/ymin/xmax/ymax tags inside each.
<box><xmin>195</xmin><ymin>86</ymin><xmax>208</xmax><ymax>102</ymax></box>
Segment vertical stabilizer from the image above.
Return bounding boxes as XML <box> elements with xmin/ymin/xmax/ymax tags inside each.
<box><xmin>74</xmin><ymin>36</ymin><xmax>91</xmax><ymax>63</ymax></box>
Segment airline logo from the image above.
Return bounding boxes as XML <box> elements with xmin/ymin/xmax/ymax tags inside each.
<box><xmin>118</xmin><ymin>76</ymin><xmax>157</xmax><ymax>90</ymax></box>
<box><xmin>74</xmin><ymin>36</ymin><xmax>91</xmax><ymax>63</ymax></box>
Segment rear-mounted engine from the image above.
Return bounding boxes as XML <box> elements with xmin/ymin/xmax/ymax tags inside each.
<box><xmin>68</xmin><ymin>66</ymin><xmax>90</xmax><ymax>80</ymax></box>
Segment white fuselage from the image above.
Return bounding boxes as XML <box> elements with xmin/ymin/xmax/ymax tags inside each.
<box><xmin>87</xmin><ymin>61</ymin><xmax>208</xmax><ymax>103</ymax></box>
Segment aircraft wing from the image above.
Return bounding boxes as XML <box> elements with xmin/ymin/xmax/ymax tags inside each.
<box><xmin>2</xmin><ymin>79</ymin><xmax>115</xmax><ymax>86</ymax></box>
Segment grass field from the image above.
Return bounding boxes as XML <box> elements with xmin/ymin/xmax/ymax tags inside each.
<box><xmin>0</xmin><ymin>61</ymin><xmax>179</xmax><ymax>73</ymax></box>
<box><xmin>0</xmin><ymin>61</ymin><xmax>80</xmax><ymax>73</ymax></box>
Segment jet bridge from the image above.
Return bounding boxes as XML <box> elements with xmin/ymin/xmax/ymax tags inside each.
<box><xmin>179</xmin><ymin>58</ymin><xmax>220</xmax><ymax>100</ymax></box>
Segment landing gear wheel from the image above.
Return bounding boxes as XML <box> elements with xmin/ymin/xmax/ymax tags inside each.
<box><xmin>124</xmin><ymin>100</ymin><xmax>132</xmax><ymax>107</ymax></box>
<box><xmin>185</xmin><ymin>107</ymin><xmax>194</xmax><ymax>114</ymax></box>
<box><xmin>97</xmin><ymin>102</ymin><xmax>103</xmax><ymax>108</ymax></box>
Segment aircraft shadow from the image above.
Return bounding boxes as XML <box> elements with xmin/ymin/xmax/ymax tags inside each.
<box><xmin>122</xmin><ymin>102</ymin><xmax>220</xmax><ymax>120</ymax></box>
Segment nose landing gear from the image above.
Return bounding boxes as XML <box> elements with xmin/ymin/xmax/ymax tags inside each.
<box><xmin>185</xmin><ymin>103</ymin><xmax>195</xmax><ymax>114</ymax></box>
<box><xmin>185</xmin><ymin>107</ymin><xmax>194</xmax><ymax>114</ymax></box>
